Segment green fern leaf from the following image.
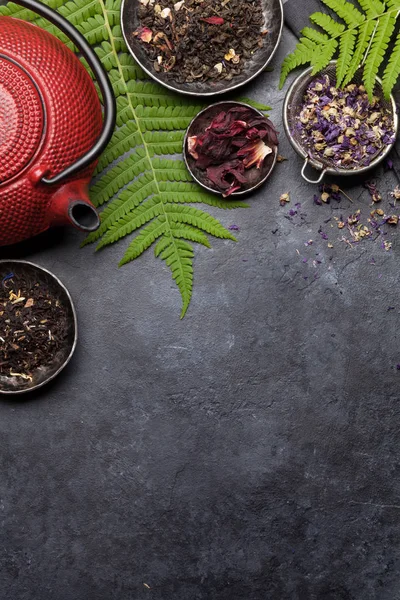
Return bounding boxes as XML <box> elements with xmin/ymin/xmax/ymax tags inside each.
<box><xmin>310</xmin><ymin>12</ymin><xmax>346</xmax><ymax>36</ymax></box>
<box><xmin>364</xmin><ymin>11</ymin><xmax>396</xmax><ymax>98</ymax></box>
<box><xmin>94</xmin><ymin>122</ymin><xmax>140</xmax><ymax>173</ymax></box>
<box><xmin>311</xmin><ymin>39</ymin><xmax>338</xmax><ymax>74</ymax></box>
<box><xmin>281</xmin><ymin>0</ymin><xmax>400</xmax><ymax>98</ymax></box>
<box><xmin>119</xmin><ymin>218</ymin><xmax>168</xmax><ymax>262</ymax></box>
<box><xmin>97</xmin><ymin>196</ymin><xmax>164</xmax><ymax>250</ymax></box>
<box><xmin>322</xmin><ymin>0</ymin><xmax>365</xmax><ymax>26</ymax></box>
<box><xmin>357</xmin><ymin>0</ymin><xmax>385</xmax><ymax>18</ymax></box>
<box><xmin>143</xmin><ymin>131</ymin><xmax>186</xmax><ymax>157</ymax></box>
<box><xmin>336</xmin><ymin>28</ymin><xmax>357</xmax><ymax>87</ymax></box>
<box><xmin>169</xmin><ymin>224</ymin><xmax>211</xmax><ymax>248</ymax></box>
<box><xmin>386</xmin><ymin>0</ymin><xmax>400</xmax><ymax>9</ymax></box>
<box><xmin>342</xmin><ymin>20</ymin><xmax>376</xmax><ymax>86</ymax></box>
<box><xmin>158</xmin><ymin>238</ymin><xmax>194</xmax><ymax>318</ymax></box>
<box><xmin>6</xmin><ymin>0</ymin><xmax>257</xmax><ymax>317</ymax></box>
<box><xmin>280</xmin><ymin>39</ymin><xmax>317</xmax><ymax>88</ymax></box>
<box><xmin>382</xmin><ymin>30</ymin><xmax>400</xmax><ymax>98</ymax></box>
<box><xmin>91</xmin><ymin>149</ymin><xmax>150</xmax><ymax>205</ymax></box>
<box><xmin>301</xmin><ymin>27</ymin><xmax>330</xmax><ymax>44</ymax></box>
<box><xmin>236</xmin><ymin>98</ymin><xmax>271</xmax><ymax>113</ymax></box>
<box><xmin>83</xmin><ymin>174</ymin><xmax>158</xmax><ymax>245</ymax></box>
<box><xmin>163</xmin><ymin>205</ymin><xmax>237</xmax><ymax>241</ymax></box>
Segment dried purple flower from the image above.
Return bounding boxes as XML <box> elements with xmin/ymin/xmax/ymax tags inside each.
<box><xmin>314</xmin><ymin>194</ymin><xmax>322</xmax><ymax>206</ymax></box>
<box><xmin>297</xmin><ymin>76</ymin><xmax>395</xmax><ymax>170</ymax></box>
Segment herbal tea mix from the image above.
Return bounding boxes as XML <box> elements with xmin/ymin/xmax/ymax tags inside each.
<box><xmin>134</xmin><ymin>0</ymin><xmax>267</xmax><ymax>83</ymax></box>
<box><xmin>187</xmin><ymin>105</ymin><xmax>278</xmax><ymax>195</ymax></box>
<box><xmin>298</xmin><ymin>75</ymin><xmax>396</xmax><ymax>169</ymax></box>
<box><xmin>0</xmin><ymin>272</ymin><xmax>69</xmax><ymax>382</ymax></box>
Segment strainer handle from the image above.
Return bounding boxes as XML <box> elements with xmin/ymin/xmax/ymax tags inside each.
<box><xmin>301</xmin><ymin>158</ymin><xmax>327</xmax><ymax>184</ymax></box>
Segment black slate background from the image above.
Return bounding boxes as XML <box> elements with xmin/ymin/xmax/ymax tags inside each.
<box><xmin>1</xmin><ymin>14</ymin><xmax>400</xmax><ymax>600</ymax></box>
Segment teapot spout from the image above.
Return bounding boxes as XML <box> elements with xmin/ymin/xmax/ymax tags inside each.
<box><xmin>49</xmin><ymin>180</ymin><xmax>100</xmax><ymax>232</ymax></box>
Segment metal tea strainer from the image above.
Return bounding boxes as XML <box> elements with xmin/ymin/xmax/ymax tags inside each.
<box><xmin>283</xmin><ymin>61</ymin><xmax>398</xmax><ymax>184</ymax></box>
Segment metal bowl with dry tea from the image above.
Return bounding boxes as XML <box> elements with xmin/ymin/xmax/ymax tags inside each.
<box><xmin>283</xmin><ymin>62</ymin><xmax>398</xmax><ymax>183</ymax></box>
<box><xmin>0</xmin><ymin>261</ymin><xmax>77</xmax><ymax>395</ymax></box>
<box><xmin>121</xmin><ymin>0</ymin><xmax>283</xmax><ymax>95</ymax></box>
<box><xmin>184</xmin><ymin>101</ymin><xmax>278</xmax><ymax>196</ymax></box>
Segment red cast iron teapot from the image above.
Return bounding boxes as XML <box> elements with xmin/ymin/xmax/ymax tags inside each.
<box><xmin>0</xmin><ymin>0</ymin><xmax>116</xmax><ymax>246</ymax></box>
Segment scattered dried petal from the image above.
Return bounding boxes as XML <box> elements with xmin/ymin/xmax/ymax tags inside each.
<box><xmin>200</xmin><ymin>16</ymin><xmax>224</xmax><ymax>25</ymax></box>
<box><xmin>280</xmin><ymin>192</ymin><xmax>290</xmax><ymax>206</ymax></box>
<box><xmin>133</xmin><ymin>26</ymin><xmax>153</xmax><ymax>43</ymax></box>
<box><xmin>224</xmin><ymin>48</ymin><xmax>236</xmax><ymax>61</ymax></box>
<box><xmin>160</xmin><ymin>7</ymin><xmax>171</xmax><ymax>18</ymax></box>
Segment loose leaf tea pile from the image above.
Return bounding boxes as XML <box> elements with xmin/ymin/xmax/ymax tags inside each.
<box><xmin>298</xmin><ymin>76</ymin><xmax>395</xmax><ymax>169</ymax></box>
<box><xmin>135</xmin><ymin>0</ymin><xmax>266</xmax><ymax>83</ymax></box>
<box><xmin>188</xmin><ymin>106</ymin><xmax>278</xmax><ymax>195</ymax></box>
<box><xmin>0</xmin><ymin>273</ymin><xmax>69</xmax><ymax>381</ymax></box>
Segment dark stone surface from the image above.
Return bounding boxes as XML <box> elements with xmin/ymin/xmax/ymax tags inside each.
<box><xmin>2</xmin><ymin>24</ymin><xmax>400</xmax><ymax>600</ymax></box>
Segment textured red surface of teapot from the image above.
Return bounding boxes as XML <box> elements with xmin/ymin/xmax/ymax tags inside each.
<box><xmin>0</xmin><ymin>0</ymin><xmax>116</xmax><ymax>246</ymax></box>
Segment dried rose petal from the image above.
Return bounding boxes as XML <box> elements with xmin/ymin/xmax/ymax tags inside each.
<box><xmin>236</xmin><ymin>140</ymin><xmax>272</xmax><ymax>168</ymax></box>
<box><xmin>133</xmin><ymin>26</ymin><xmax>153</xmax><ymax>43</ymax></box>
<box><xmin>200</xmin><ymin>16</ymin><xmax>225</xmax><ymax>25</ymax></box>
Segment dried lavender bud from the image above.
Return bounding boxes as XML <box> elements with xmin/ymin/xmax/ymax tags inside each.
<box><xmin>297</xmin><ymin>75</ymin><xmax>395</xmax><ymax>170</ymax></box>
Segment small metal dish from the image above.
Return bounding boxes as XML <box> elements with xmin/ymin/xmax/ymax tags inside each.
<box><xmin>183</xmin><ymin>101</ymin><xmax>278</xmax><ymax>196</ymax></box>
<box><xmin>121</xmin><ymin>0</ymin><xmax>283</xmax><ymax>96</ymax></box>
<box><xmin>283</xmin><ymin>61</ymin><xmax>398</xmax><ymax>184</ymax></box>
<box><xmin>0</xmin><ymin>260</ymin><xmax>77</xmax><ymax>395</ymax></box>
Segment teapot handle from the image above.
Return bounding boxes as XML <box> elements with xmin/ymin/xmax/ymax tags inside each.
<box><xmin>12</xmin><ymin>0</ymin><xmax>116</xmax><ymax>186</ymax></box>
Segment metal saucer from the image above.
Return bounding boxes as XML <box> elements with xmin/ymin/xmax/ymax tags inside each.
<box><xmin>183</xmin><ymin>101</ymin><xmax>278</xmax><ymax>196</ymax></box>
<box><xmin>121</xmin><ymin>0</ymin><xmax>283</xmax><ymax>96</ymax></box>
<box><xmin>0</xmin><ymin>260</ymin><xmax>77</xmax><ymax>395</ymax></box>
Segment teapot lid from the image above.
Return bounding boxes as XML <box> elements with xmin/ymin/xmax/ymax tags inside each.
<box><xmin>0</xmin><ymin>57</ymin><xmax>44</xmax><ymax>184</ymax></box>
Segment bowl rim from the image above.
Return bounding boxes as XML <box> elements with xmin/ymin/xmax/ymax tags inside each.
<box><xmin>0</xmin><ymin>259</ymin><xmax>78</xmax><ymax>395</ymax></box>
<box><xmin>120</xmin><ymin>0</ymin><xmax>284</xmax><ymax>97</ymax></box>
<box><xmin>282</xmin><ymin>61</ymin><xmax>399</xmax><ymax>177</ymax></box>
<box><xmin>183</xmin><ymin>100</ymin><xmax>278</xmax><ymax>196</ymax></box>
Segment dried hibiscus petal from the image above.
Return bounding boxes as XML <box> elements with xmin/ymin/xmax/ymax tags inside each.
<box><xmin>236</xmin><ymin>140</ymin><xmax>272</xmax><ymax>168</ymax></box>
<box><xmin>207</xmin><ymin>160</ymin><xmax>247</xmax><ymax>197</ymax></box>
<box><xmin>188</xmin><ymin>106</ymin><xmax>278</xmax><ymax>195</ymax></box>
